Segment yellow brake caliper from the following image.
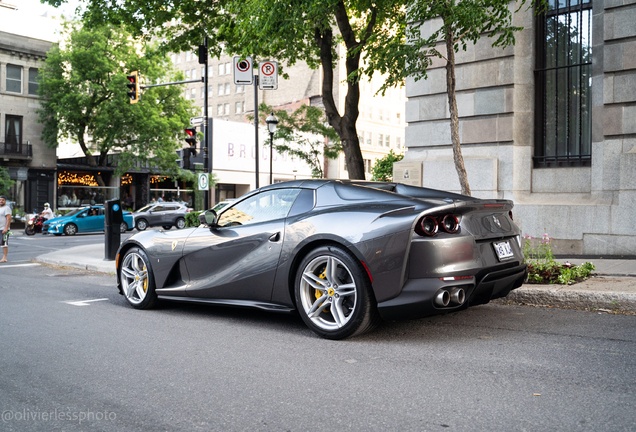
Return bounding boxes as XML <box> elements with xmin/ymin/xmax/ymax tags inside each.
<box><xmin>143</xmin><ymin>265</ymin><xmax>148</xmax><ymax>292</ymax></box>
<box><xmin>315</xmin><ymin>269</ymin><xmax>329</xmax><ymax>313</ymax></box>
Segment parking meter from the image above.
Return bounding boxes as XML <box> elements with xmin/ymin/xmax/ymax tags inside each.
<box><xmin>104</xmin><ymin>199</ymin><xmax>123</xmax><ymax>261</ymax></box>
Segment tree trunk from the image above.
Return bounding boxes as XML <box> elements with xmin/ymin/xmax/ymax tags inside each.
<box><xmin>76</xmin><ymin>127</ymin><xmax>106</xmax><ymax>187</ymax></box>
<box><xmin>313</xmin><ymin>2</ymin><xmax>367</xmax><ymax>180</ymax></box>
<box><xmin>444</xmin><ymin>19</ymin><xmax>471</xmax><ymax>196</ymax></box>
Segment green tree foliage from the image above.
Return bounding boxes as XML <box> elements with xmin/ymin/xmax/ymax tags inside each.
<box><xmin>38</xmin><ymin>22</ymin><xmax>197</xmax><ymax>186</ymax></box>
<box><xmin>0</xmin><ymin>167</ymin><xmax>14</xmax><ymax>196</ymax></box>
<box><xmin>365</xmin><ymin>0</ymin><xmax>540</xmax><ymax>195</ymax></box>
<box><xmin>371</xmin><ymin>150</ymin><xmax>404</xmax><ymax>182</ymax></box>
<box><xmin>254</xmin><ymin>104</ymin><xmax>341</xmax><ymax>178</ymax></box>
<box><xmin>48</xmin><ymin>0</ymin><xmax>407</xmax><ymax>181</ymax></box>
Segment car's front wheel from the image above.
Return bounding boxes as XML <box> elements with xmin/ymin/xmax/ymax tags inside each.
<box><xmin>295</xmin><ymin>245</ymin><xmax>378</xmax><ymax>340</ymax></box>
<box><xmin>176</xmin><ymin>217</ymin><xmax>186</xmax><ymax>229</ymax></box>
<box><xmin>64</xmin><ymin>223</ymin><xmax>77</xmax><ymax>236</ymax></box>
<box><xmin>119</xmin><ymin>247</ymin><xmax>157</xmax><ymax>309</ymax></box>
<box><xmin>136</xmin><ymin>219</ymin><xmax>148</xmax><ymax>231</ymax></box>
<box><xmin>120</xmin><ymin>222</ymin><xmax>128</xmax><ymax>233</ymax></box>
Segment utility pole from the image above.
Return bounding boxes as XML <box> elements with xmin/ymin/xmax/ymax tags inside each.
<box><xmin>254</xmin><ymin>74</ymin><xmax>259</xmax><ymax>189</ymax></box>
<box><xmin>200</xmin><ymin>37</ymin><xmax>212</xmax><ymax>209</ymax></box>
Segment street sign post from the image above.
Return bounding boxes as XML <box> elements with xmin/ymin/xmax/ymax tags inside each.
<box><xmin>258</xmin><ymin>61</ymin><xmax>278</xmax><ymax>90</ymax></box>
<box><xmin>233</xmin><ymin>56</ymin><xmax>254</xmax><ymax>85</ymax></box>
<box><xmin>190</xmin><ymin>116</ymin><xmax>204</xmax><ymax>126</ymax></box>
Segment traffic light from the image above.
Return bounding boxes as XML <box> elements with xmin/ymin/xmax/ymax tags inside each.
<box><xmin>185</xmin><ymin>127</ymin><xmax>197</xmax><ymax>156</ymax></box>
<box><xmin>126</xmin><ymin>71</ymin><xmax>139</xmax><ymax>104</ymax></box>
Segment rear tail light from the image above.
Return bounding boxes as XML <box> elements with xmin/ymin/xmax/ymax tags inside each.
<box><xmin>415</xmin><ymin>214</ymin><xmax>460</xmax><ymax>237</ymax></box>
<box><xmin>441</xmin><ymin>214</ymin><xmax>459</xmax><ymax>233</ymax></box>
<box><xmin>417</xmin><ymin>216</ymin><xmax>438</xmax><ymax>236</ymax></box>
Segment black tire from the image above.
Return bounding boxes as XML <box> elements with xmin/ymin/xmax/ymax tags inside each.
<box><xmin>120</xmin><ymin>222</ymin><xmax>129</xmax><ymax>233</ymax></box>
<box><xmin>176</xmin><ymin>217</ymin><xmax>186</xmax><ymax>229</ymax></box>
<box><xmin>294</xmin><ymin>245</ymin><xmax>379</xmax><ymax>340</ymax></box>
<box><xmin>64</xmin><ymin>223</ymin><xmax>78</xmax><ymax>236</ymax></box>
<box><xmin>162</xmin><ymin>225</ymin><xmax>172</xmax><ymax>230</ymax></box>
<box><xmin>136</xmin><ymin>219</ymin><xmax>148</xmax><ymax>231</ymax></box>
<box><xmin>25</xmin><ymin>226</ymin><xmax>35</xmax><ymax>236</ymax></box>
<box><xmin>119</xmin><ymin>247</ymin><xmax>158</xmax><ymax>309</ymax></box>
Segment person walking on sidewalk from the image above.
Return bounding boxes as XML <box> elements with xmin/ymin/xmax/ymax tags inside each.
<box><xmin>0</xmin><ymin>195</ymin><xmax>11</xmax><ymax>263</ymax></box>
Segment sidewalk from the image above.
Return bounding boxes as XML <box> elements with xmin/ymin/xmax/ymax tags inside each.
<box><xmin>35</xmin><ymin>242</ymin><xmax>636</xmax><ymax>314</ymax></box>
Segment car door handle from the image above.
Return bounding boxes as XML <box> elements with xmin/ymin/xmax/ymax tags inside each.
<box><xmin>269</xmin><ymin>232</ymin><xmax>280</xmax><ymax>242</ymax></box>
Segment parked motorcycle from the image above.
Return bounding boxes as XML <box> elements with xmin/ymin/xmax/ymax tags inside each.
<box><xmin>25</xmin><ymin>211</ymin><xmax>46</xmax><ymax>236</ymax></box>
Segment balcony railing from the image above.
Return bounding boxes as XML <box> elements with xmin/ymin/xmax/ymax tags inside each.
<box><xmin>0</xmin><ymin>142</ymin><xmax>32</xmax><ymax>158</ymax></box>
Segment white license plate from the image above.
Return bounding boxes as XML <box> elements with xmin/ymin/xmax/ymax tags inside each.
<box><xmin>493</xmin><ymin>240</ymin><xmax>514</xmax><ymax>261</ymax></box>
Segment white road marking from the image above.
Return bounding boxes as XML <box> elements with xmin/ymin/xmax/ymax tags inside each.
<box><xmin>0</xmin><ymin>263</ymin><xmax>40</xmax><ymax>268</ymax></box>
<box><xmin>63</xmin><ymin>298</ymin><xmax>109</xmax><ymax>306</ymax></box>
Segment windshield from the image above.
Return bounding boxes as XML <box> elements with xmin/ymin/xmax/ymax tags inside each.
<box><xmin>64</xmin><ymin>208</ymin><xmax>87</xmax><ymax>217</ymax></box>
<box><xmin>135</xmin><ymin>205</ymin><xmax>153</xmax><ymax>213</ymax></box>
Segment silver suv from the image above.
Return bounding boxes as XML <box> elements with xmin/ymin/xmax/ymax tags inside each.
<box><xmin>133</xmin><ymin>202</ymin><xmax>188</xmax><ymax>231</ymax></box>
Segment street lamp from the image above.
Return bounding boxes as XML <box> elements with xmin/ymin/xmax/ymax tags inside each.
<box><xmin>265</xmin><ymin>112</ymin><xmax>278</xmax><ymax>185</ymax></box>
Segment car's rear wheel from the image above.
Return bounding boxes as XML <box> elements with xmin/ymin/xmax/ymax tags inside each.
<box><xmin>64</xmin><ymin>223</ymin><xmax>77</xmax><ymax>236</ymax></box>
<box><xmin>136</xmin><ymin>219</ymin><xmax>148</xmax><ymax>231</ymax></box>
<box><xmin>176</xmin><ymin>217</ymin><xmax>186</xmax><ymax>229</ymax></box>
<box><xmin>162</xmin><ymin>225</ymin><xmax>172</xmax><ymax>230</ymax></box>
<box><xmin>120</xmin><ymin>222</ymin><xmax>128</xmax><ymax>233</ymax></box>
<box><xmin>295</xmin><ymin>245</ymin><xmax>378</xmax><ymax>340</ymax></box>
<box><xmin>120</xmin><ymin>247</ymin><xmax>157</xmax><ymax>309</ymax></box>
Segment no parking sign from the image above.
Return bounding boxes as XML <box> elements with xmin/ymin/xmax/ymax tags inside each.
<box><xmin>259</xmin><ymin>61</ymin><xmax>278</xmax><ymax>90</ymax></box>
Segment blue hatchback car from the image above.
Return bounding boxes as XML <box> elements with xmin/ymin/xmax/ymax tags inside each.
<box><xmin>45</xmin><ymin>205</ymin><xmax>134</xmax><ymax>236</ymax></box>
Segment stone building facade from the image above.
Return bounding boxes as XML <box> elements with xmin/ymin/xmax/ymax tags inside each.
<box><xmin>400</xmin><ymin>1</ymin><xmax>636</xmax><ymax>255</ymax></box>
<box><xmin>0</xmin><ymin>6</ymin><xmax>58</xmax><ymax>213</ymax></box>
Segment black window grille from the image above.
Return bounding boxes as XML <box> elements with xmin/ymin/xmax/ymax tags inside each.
<box><xmin>534</xmin><ymin>0</ymin><xmax>592</xmax><ymax>168</ymax></box>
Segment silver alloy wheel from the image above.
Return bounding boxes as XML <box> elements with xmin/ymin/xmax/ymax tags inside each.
<box><xmin>298</xmin><ymin>255</ymin><xmax>357</xmax><ymax>331</ymax></box>
<box><xmin>120</xmin><ymin>252</ymin><xmax>149</xmax><ymax>305</ymax></box>
<box><xmin>176</xmin><ymin>218</ymin><xmax>186</xmax><ymax>229</ymax></box>
<box><xmin>120</xmin><ymin>222</ymin><xmax>128</xmax><ymax>233</ymax></box>
<box><xmin>136</xmin><ymin>219</ymin><xmax>148</xmax><ymax>231</ymax></box>
<box><xmin>64</xmin><ymin>224</ymin><xmax>77</xmax><ymax>236</ymax></box>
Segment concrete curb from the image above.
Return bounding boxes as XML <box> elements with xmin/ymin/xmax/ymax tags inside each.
<box><xmin>493</xmin><ymin>285</ymin><xmax>636</xmax><ymax>313</ymax></box>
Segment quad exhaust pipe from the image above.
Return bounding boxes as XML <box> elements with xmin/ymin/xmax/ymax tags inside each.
<box><xmin>434</xmin><ymin>288</ymin><xmax>466</xmax><ymax>307</ymax></box>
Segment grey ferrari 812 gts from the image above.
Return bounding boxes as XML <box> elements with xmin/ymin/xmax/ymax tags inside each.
<box><xmin>116</xmin><ymin>180</ymin><xmax>527</xmax><ymax>339</ymax></box>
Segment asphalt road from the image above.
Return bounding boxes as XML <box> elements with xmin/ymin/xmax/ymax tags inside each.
<box><xmin>1</xmin><ymin>235</ymin><xmax>635</xmax><ymax>431</ymax></box>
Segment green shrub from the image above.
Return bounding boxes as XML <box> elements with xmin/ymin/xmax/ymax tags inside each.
<box><xmin>185</xmin><ymin>211</ymin><xmax>201</xmax><ymax>228</ymax></box>
<box><xmin>523</xmin><ymin>234</ymin><xmax>595</xmax><ymax>284</ymax></box>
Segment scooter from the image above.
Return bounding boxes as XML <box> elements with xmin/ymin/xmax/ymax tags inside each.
<box><xmin>25</xmin><ymin>210</ymin><xmax>46</xmax><ymax>236</ymax></box>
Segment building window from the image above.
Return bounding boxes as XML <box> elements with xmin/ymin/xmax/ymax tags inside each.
<box><xmin>208</xmin><ymin>66</ymin><xmax>213</xmax><ymax>76</ymax></box>
<box><xmin>364</xmin><ymin>159</ymin><xmax>372</xmax><ymax>174</ymax></box>
<box><xmin>535</xmin><ymin>0</ymin><xmax>592</xmax><ymax>168</ymax></box>
<box><xmin>201</xmin><ymin>87</ymin><xmax>205</xmax><ymax>98</ymax></box>
<box><xmin>28</xmin><ymin>68</ymin><xmax>39</xmax><ymax>95</ymax></box>
<box><xmin>218</xmin><ymin>64</ymin><xmax>224</xmax><ymax>75</ymax></box>
<box><xmin>218</xmin><ymin>84</ymin><xmax>224</xmax><ymax>95</ymax></box>
<box><xmin>176</xmin><ymin>54</ymin><xmax>181</xmax><ymax>64</ymax></box>
<box><xmin>358</xmin><ymin>131</ymin><xmax>364</xmax><ymax>145</ymax></box>
<box><xmin>235</xmin><ymin>101</ymin><xmax>245</xmax><ymax>114</ymax></box>
<box><xmin>191</xmin><ymin>88</ymin><xmax>196</xmax><ymax>99</ymax></box>
<box><xmin>366</xmin><ymin>132</ymin><xmax>372</xmax><ymax>146</ymax></box>
<box><xmin>396</xmin><ymin>113</ymin><xmax>401</xmax><ymax>124</ymax></box>
<box><xmin>5</xmin><ymin>116</ymin><xmax>22</xmax><ymax>151</ymax></box>
<box><xmin>191</xmin><ymin>69</ymin><xmax>196</xmax><ymax>79</ymax></box>
<box><xmin>185</xmin><ymin>70</ymin><xmax>190</xmax><ymax>79</ymax></box>
<box><xmin>225</xmin><ymin>83</ymin><xmax>231</xmax><ymax>94</ymax></box>
<box><xmin>379</xmin><ymin>109</ymin><xmax>383</xmax><ymax>121</ymax></box>
<box><xmin>201</xmin><ymin>66</ymin><xmax>205</xmax><ymax>77</ymax></box>
<box><xmin>236</xmin><ymin>85</ymin><xmax>245</xmax><ymax>93</ymax></box>
<box><xmin>224</xmin><ymin>103</ymin><xmax>230</xmax><ymax>115</ymax></box>
<box><xmin>217</xmin><ymin>104</ymin><xmax>224</xmax><ymax>116</ymax></box>
<box><xmin>385</xmin><ymin>135</ymin><xmax>390</xmax><ymax>147</ymax></box>
<box><xmin>171</xmin><ymin>54</ymin><xmax>177</xmax><ymax>63</ymax></box>
<box><xmin>377</xmin><ymin>133</ymin><xmax>383</xmax><ymax>147</ymax></box>
<box><xmin>208</xmin><ymin>85</ymin><xmax>213</xmax><ymax>97</ymax></box>
<box><xmin>6</xmin><ymin>64</ymin><xmax>21</xmax><ymax>93</ymax></box>
<box><xmin>396</xmin><ymin>137</ymin><xmax>402</xmax><ymax>149</ymax></box>
<box><xmin>225</xmin><ymin>62</ymin><xmax>231</xmax><ymax>75</ymax></box>
<box><xmin>186</xmin><ymin>51</ymin><xmax>191</xmax><ymax>61</ymax></box>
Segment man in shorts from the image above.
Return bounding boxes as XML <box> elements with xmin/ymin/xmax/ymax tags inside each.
<box><xmin>0</xmin><ymin>195</ymin><xmax>11</xmax><ymax>263</ymax></box>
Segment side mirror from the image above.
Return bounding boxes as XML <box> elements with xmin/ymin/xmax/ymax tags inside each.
<box><xmin>198</xmin><ymin>209</ymin><xmax>218</xmax><ymax>227</ymax></box>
